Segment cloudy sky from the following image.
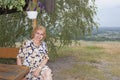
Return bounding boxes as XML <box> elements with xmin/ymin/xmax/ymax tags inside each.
<box><xmin>96</xmin><ymin>0</ymin><xmax>120</xmax><ymax>27</ymax></box>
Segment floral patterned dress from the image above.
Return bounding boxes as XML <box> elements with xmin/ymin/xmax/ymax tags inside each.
<box><xmin>17</xmin><ymin>40</ymin><xmax>52</xmax><ymax>80</ymax></box>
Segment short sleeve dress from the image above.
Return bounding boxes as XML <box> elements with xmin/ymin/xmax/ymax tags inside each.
<box><xmin>17</xmin><ymin>40</ymin><xmax>52</xmax><ymax>80</ymax></box>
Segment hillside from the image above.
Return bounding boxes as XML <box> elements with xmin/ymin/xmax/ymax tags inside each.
<box><xmin>80</xmin><ymin>27</ymin><xmax>120</xmax><ymax>41</ymax></box>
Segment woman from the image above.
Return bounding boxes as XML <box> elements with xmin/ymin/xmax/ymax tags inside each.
<box><xmin>17</xmin><ymin>26</ymin><xmax>52</xmax><ymax>80</ymax></box>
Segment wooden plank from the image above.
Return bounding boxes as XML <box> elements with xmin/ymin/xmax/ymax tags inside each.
<box><xmin>0</xmin><ymin>48</ymin><xmax>19</xmax><ymax>58</ymax></box>
<box><xmin>0</xmin><ymin>64</ymin><xmax>29</xmax><ymax>80</ymax></box>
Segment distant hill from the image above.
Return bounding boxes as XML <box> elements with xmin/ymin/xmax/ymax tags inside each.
<box><xmin>80</xmin><ymin>27</ymin><xmax>120</xmax><ymax>41</ymax></box>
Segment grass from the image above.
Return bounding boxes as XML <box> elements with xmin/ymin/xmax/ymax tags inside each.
<box><xmin>55</xmin><ymin>41</ymin><xmax>120</xmax><ymax>80</ymax></box>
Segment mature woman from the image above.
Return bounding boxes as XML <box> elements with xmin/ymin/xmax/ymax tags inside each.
<box><xmin>17</xmin><ymin>26</ymin><xmax>52</xmax><ymax>80</ymax></box>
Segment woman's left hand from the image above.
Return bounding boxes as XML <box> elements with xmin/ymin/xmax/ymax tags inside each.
<box><xmin>33</xmin><ymin>68</ymin><xmax>41</xmax><ymax>77</ymax></box>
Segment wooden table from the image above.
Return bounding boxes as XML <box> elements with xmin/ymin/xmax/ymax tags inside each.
<box><xmin>0</xmin><ymin>64</ymin><xmax>29</xmax><ymax>80</ymax></box>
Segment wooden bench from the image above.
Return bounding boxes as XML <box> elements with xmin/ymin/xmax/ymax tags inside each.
<box><xmin>0</xmin><ymin>48</ymin><xmax>29</xmax><ymax>80</ymax></box>
<box><xmin>0</xmin><ymin>48</ymin><xmax>19</xmax><ymax>58</ymax></box>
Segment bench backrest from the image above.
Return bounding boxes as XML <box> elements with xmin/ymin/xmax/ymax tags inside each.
<box><xmin>0</xmin><ymin>48</ymin><xmax>19</xmax><ymax>58</ymax></box>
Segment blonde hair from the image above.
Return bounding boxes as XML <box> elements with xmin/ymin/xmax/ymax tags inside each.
<box><xmin>31</xmin><ymin>25</ymin><xmax>46</xmax><ymax>40</ymax></box>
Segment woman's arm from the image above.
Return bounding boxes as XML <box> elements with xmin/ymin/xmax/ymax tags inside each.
<box><xmin>17</xmin><ymin>57</ymin><xmax>22</xmax><ymax>66</ymax></box>
<box><xmin>38</xmin><ymin>42</ymin><xmax>49</xmax><ymax>68</ymax></box>
<box><xmin>33</xmin><ymin>55</ymin><xmax>49</xmax><ymax>77</ymax></box>
<box><xmin>39</xmin><ymin>55</ymin><xmax>49</xmax><ymax>68</ymax></box>
<box><xmin>16</xmin><ymin>40</ymin><xmax>28</xmax><ymax>66</ymax></box>
<box><xmin>33</xmin><ymin>42</ymin><xmax>49</xmax><ymax>77</ymax></box>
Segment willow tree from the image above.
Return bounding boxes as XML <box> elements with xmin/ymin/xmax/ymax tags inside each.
<box><xmin>0</xmin><ymin>0</ymin><xmax>97</xmax><ymax>59</ymax></box>
<box><xmin>37</xmin><ymin>0</ymin><xmax>98</xmax><ymax>56</ymax></box>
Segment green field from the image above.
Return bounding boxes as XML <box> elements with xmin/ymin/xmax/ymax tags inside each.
<box><xmin>53</xmin><ymin>41</ymin><xmax>120</xmax><ymax>80</ymax></box>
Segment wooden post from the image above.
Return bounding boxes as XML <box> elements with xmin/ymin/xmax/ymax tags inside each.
<box><xmin>32</xmin><ymin>19</ymin><xmax>37</xmax><ymax>30</ymax></box>
<box><xmin>32</xmin><ymin>0</ymin><xmax>37</xmax><ymax>30</ymax></box>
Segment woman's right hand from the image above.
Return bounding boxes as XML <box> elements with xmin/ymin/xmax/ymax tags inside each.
<box><xmin>17</xmin><ymin>57</ymin><xmax>22</xmax><ymax>66</ymax></box>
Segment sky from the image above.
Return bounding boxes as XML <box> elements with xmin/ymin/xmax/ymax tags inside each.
<box><xmin>95</xmin><ymin>0</ymin><xmax>120</xmax><ymax>27</ymax></box>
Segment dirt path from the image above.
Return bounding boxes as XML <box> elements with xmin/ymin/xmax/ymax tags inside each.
<box><xmin>48</xmin><ymin>56</ymin><xmax>78</xmax><ymax>80</ymax></box>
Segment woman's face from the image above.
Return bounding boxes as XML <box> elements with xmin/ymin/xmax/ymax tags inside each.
<box><xmin>34</xmin><ymin>29</ymin><xmax>44</xmax><ymax>42</ymax></box>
